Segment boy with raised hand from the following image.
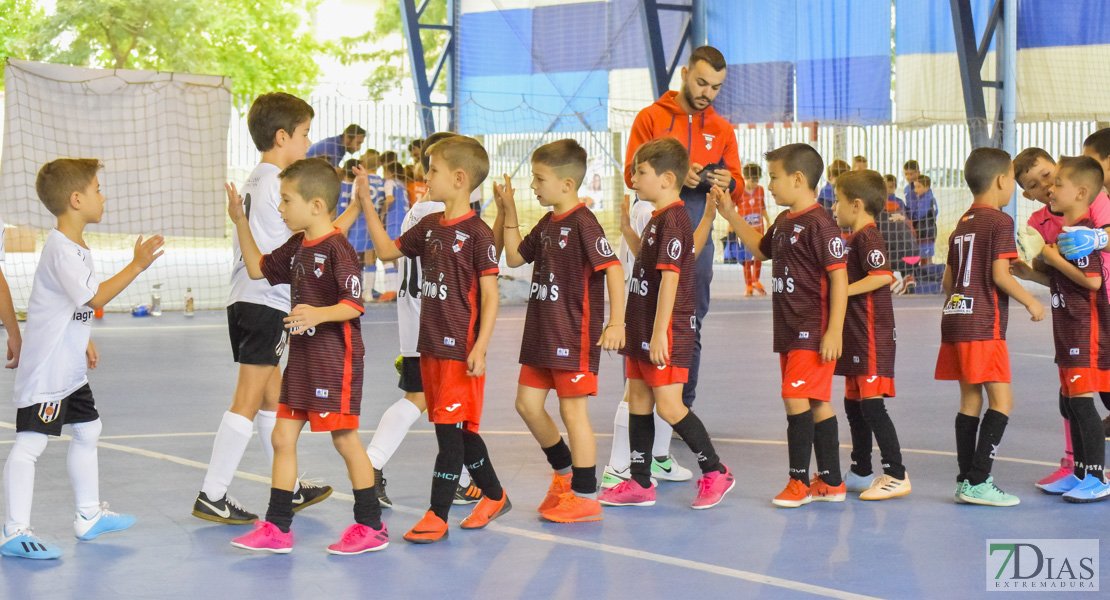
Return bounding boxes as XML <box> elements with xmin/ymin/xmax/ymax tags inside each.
<box><xmin>360</xmin><ymin>135</ymin><xmax>509</xmax><ymax>544</ymax></box>
<box><xmin>194</xmin><ymin>93</ymin><xmax>332</xmax><ymax>526</ymax></box>
<box><xmin>228</xmin><ymin>158</ymin><xmax>387</xmax><ymax>555</ymax></box>
<box><xmin>598</xmin><ymin>137</ymin><xmax>734</xmax><ymax>510</ymax></box>
<box><xmin>936</xmin><ymin>148</ymin><xmax>1044</xmax><ymax>507</ymax></box>
<box><xmin>718</xmin><ymin>143</ymin><xmax>848</xmax><ymax>508</ymax></box>
<box><xmin>1013</xmin><ymin>156</ymin><xmax>1110</xmax><ymax>503</ymax></box>
<box><xmin>830</xmin><ymin>171</ymin><xmax>909</xmax><ymax>500</ymax></box>
<box><xmin>493</xmin><ymin>139</ymin><xmax>626</xmax><ymax>523</ymax></box>
<box><xmin>1</xmin><ymin>159</ymin><xmax>163</xmax><ymax>559</ymax></box>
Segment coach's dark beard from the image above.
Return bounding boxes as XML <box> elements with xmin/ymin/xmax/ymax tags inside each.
<box><xmin>682</xmin><ymin>85</ymin><xmax>712</xmax><ymax>112</ymax></box>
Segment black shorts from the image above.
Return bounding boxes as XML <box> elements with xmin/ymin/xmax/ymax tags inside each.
<box><xmin>16</xmin><ymin>384</ymin><xmax>99</xmax><ymax>436</ymax></box>
<box><xmin>227</xmin><ymin>302</ymin><xmax>288</xmax><ymax>366</ymax></box>
<box><xmin>399</xmin><ymin>356</ymin><xmax>423</xmax><ymax>393</ymax></box>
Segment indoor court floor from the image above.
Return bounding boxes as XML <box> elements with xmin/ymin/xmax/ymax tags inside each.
<box><xmin>0</xmin><ymin>294</ymin><xmax>1104</xmax><ymax>599</ymax></box>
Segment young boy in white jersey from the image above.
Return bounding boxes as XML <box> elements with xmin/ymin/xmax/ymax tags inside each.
<box><xmin>1</xmin><ymin>159</ymin><xmax>164</xmax><ymax>559</ymax></box>
<box><xmin>193</xmin><ymin>92</ymin><xmax>331</xmax><ymax>525</ymax></box>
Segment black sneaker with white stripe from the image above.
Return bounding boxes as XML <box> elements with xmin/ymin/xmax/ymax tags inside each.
<box><xmin>291</xmin><ymin>478</ymin><xmax>333</xmax><ymax>513</ymax></box>
<box><xmin>453</xmin><ymin>482</ymin><xmax>483</xmax><ymax>505</ymax></box>
<box><xmin>192</xmin><ymin>492</ymin><xmax>258</xmax><ymax>525</ymax></box>
<box><xmin>374</xmin><ymin>468</ymin><xmax>392</xmax><ymax>509</ymax></box>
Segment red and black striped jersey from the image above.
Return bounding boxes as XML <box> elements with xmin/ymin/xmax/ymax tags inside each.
<box><xmin>620</xmin><ymin>201</ymin><xmax>697</xmax><ymax>369</ymax></box>
<box><xmin>941</xmin><ymin>205</ymin><xmax>1019</xmax><ymax>343</ymax></box>
<box><xmin>1050</xmin><ymin>217</ymin><xmax>1110</xmax><ymax>369</ymax></box>
<box><xmin>518</xmin><ymin>204</ymin><xmax>619</xmax><ymax>373</ymax></box>
<box><xmin>395</xmin><ymin>210</ymin><xmax>499</xmax><ymax>362</ymax></box>
<box><xmin>262</xmin><ymin>229</ymin><xmax>365</xmax><ymax>414</ymax></box>
<box><xmin>758</xmin><ymin>203</ymin><xmax>848</xmax><ymax>354</ymax></box>
<box><xmin>836</xmin><ymin>223</ymin><xmax>895</xmax><ymax>377</ymax></box>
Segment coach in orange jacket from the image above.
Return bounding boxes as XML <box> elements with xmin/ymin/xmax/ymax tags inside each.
<box><xmin>624</xmin><ymin>45</ymin><xmax>744</xmax><ymax>409</ymax></box>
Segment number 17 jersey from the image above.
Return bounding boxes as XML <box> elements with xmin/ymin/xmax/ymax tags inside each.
<box><xmin>941</xmin><ymin>204</ymin><xmax>1019</xmax><ymax>343</ymax></box>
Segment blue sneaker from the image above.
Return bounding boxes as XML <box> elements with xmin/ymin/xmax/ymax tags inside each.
<box><xmin>1062</xmin><ymin>475</ymin><xmax>1110</xmax><ymax>504</ymax></box>
<box><xmin>0</xmin><ymin>527</ymin><xmax>62</xmax><ymax>559</ymax></box>
<box><xmin>1038</xmin><ymin>473</ymin><xmax>1083</xmax><ymax>495</ymax></box>
<box><xmin>74</xmin><ymin>503</ymin><xmax>136</xmax><ymax>540</ymax></box>
<box><xmin>844</xmin><ymin>470</ymin><xmax>875</xmax><ymax>493</ymax></box>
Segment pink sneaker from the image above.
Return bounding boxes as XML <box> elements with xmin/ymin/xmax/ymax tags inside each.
<box><xmin>326</xmin><ymin>523</ymin><xmax>389</xmax><ymax>555</ymax></box>
<box><xmin>692</xmin><ymin>464</ymin><xmax>735</xmax><ymax>509</ymax></box>
<box><xmin>230</xmin><ymin>521</ymin><xmax>293</xmax><ymax>554</ymax></box>
<box><xmin>1036</xmin><ymin>457</ymin><xmax>1074</xmax><ymax>490</ymax></box>
<box><xmin>598</xmin><ymin>479</ymin><xmax>656</xmax><ymax>507</ymax></box>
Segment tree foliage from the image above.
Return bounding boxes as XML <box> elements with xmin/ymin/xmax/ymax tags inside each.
<box><xmin>0</xmin><ymin>0</ymin><xmax>47</xmax><ymax>88</ymax></box>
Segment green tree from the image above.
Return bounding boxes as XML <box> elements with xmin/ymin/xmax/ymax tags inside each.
<box><xmin>0</xmin><ymin>0</ymin><xmax>46</xmax><ymax>89</ymax></box>
<box><xmin>332</xmin><ymin>0</ymin><xmax>448</xmax><ymax>101</ymax></box>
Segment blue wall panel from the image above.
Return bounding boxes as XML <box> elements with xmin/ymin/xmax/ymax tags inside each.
<box><xmin>1017</xmin><ymin>0</ymin><xmax>1110</xmax><ymax>49</ymax></box>
<box><xmin>797</xmin><ymin>56</ymin><xmax>891</xmax><ymax>123</ymax></box>
<box><xmin>459</xmin><ymin>8</ymin><xmax>533</xmax><ymax>77</ymax></box>
<box><xmin>715</xmin><ymin>61</ymin><xmax>795</xmax><ymax>124</ymax></box>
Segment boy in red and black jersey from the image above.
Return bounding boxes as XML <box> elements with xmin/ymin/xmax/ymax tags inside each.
<box><xmin>718</xmin><ymin>143</ymin><xmax>849</xmax><ymax>508</ymax></box>
<box><xmin>597</xmin><ymin>137</ymin><xmax>733</xmax><ymax>511</ymax></box>
<box><xmin>494</xmin><ymin>139</ymin><xmax>626</xmax><ymax>523</ymax></box>
<box><xmin>228</xmin><ymin>159</ymin><xmax>387</xmax><ymax>555</ymax></box>
<box><xmin>362</xmin><ymin>135</ymin><xmax>510</xmax><ymax>543</ymax></box>
<box><xmin>831</xmin><ymin>170</ymin><xmax>909</xmax><ymax>501</ymax></box>
<box><xmin>935</xmin><ymin>148</ymin><xmax>1045</xmax><ymax>507</ymax></box>
<box><xmin>1014</xmin><ymin>156</ymin><xmax>1110</xmax><ymax>502</ymax></box>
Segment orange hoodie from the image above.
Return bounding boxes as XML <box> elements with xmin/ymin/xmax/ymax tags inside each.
<box><xmin>624</xmin><ymin>90</ymin><xmax>745</xmax><ymax>202</ymax></box>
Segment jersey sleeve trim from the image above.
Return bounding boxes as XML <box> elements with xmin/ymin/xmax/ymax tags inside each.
<box><xmin>826</xmin><ymin>263</ymin><xmax>847</xmax><ymax>272</ymax></box>
<box><xmin>867</xmin><ymin>269</ymin><xmax>893</xmax><ymax>277</ymax></box>
<box><xmin>479</xmin><ymin>267</ymin><xmax>499</xmax><ymax>277</ymax></box>
<box><xmin>340</xmin><ymin>298</ymin><xmax>365</xmax><ymax>313</ymax></box>
<box><xmin>657</xmin><ymin>263</ymin><xmax>681</xmax><ymax>273</ymax></box>
<box><xmin>594</xmin><ymin>259</ymin><xmax>620</xmax><ymax>272</ymax></box>
<box><xmin>1086</xmin><ymin>272</ymin><xmax>1102</xmax><ymax>278</ymax></box>
<box><xmin>997</xmin><ymin>252</ymin><xmax>1019</xmax><ymax>259</ymax></box>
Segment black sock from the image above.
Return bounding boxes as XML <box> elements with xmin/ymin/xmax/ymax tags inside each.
<box><xmin>813</xmin><ymin>416</ymin><xmax>843</xmax><ymax>486</ymax></box>
<box><xmin>861</xmin><ymin>398</ymin><xmax>905</xmax><ymax>480</ymax></box>
<box><xmin>628</xmin><ymin>413</ymin><xmax>655</xmax><ymax>488</ymax></box>
<box><xmin>1062</xmin><ymin>398</ymin><xmax>1085</xmax><ymax>478</ymax></box>
<box><xmin>843</xmin><ymin>399</ymin><xmax>873</xmax><ymax>476</ymax></box>
<box><xmin>966</xmin><ymin>409</ymin><xmax>1007</xmax><ymax>486</ymax></box>
<box><xmin>786</xmin><ymin>410</ymin><xmax>815</xmax><ymax>482</ymax></box>
<box><xmin>954</xmin><ymin>413</ymin><xmax>980</xmax><ymax>482</ymax></box>
<box><xmin>431</xmin><ymin>424</ymin><xmax>465</xmax><ymax>521</ymax></box>
<box><xmin>461</xmin><ymin>429</ymin><xmax>504</xmax><ymax>501</ymax></box>
<box><xmin>265</xmin><ymin>487</ymin><xmax>295</xmax><ymax>533</ymax></box>
<box><xmin>1069</xmin><ymin>396</ymin><xmax>1106</xmax><ymax>482</ymax></box>
<box><xmin>541</xmin><ymin>438</ymin><xmax>573</xmax><ymax>474</ymax></box>
<box><xmin>353</xmin><ymin>487</ymin><xmax>382</xmax><ymax>529</ymax></box>
<box><xmin>571</xmin><ymin>466</ymin><xmax>597</xmax><ymax>497</ymax></box>
<box><xmin>671</xmin><ymin>410</ymin><xmax>724</xmax><ymax>474</ymax></box>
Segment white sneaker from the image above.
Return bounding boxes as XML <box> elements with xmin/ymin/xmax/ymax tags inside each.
<box><xmin>74</xmin><ymin>502</ymin><xmax>136</xmax><ymax>540</ymax></box>
<box><xmin>600</xmin><ymin>465</ymin><xmax>657</xmax><ymax>489</ymax></box>
<box><xmin>651</xmin><ymin>455</ymin><xmax>694</xmax><ymax>481</ymax></box>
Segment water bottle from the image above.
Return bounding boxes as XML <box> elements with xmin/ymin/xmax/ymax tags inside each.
<box><xmin>184</xmin><ymin>287</ymin><xmax>195</xmax><ymax>317</ymax></box>
<box><xmin>151</xmin><ymin>283</ymin><xmax>163</xmax><ymax>316</ymax></box>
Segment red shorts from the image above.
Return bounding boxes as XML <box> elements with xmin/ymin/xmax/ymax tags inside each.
<box><xmin>518</xmin><ymin>364</ymin><xmax>597</xmax><ymax>398</ymax></box>
<box><xmin>421</xmin><ymin>355</ymin><xmax>483</xmax><ymax>432</ymax></box>
<box><xmin>1059</xmin><ymin>367</ymin><xmax>1110</xmax><ymax>396</ymax></box>
<box><xmin>844</xmin><ymin>375</ymin><xmax>896</xmax><ymax>400</ymax></box>
<box><xmin>779</xmin><ymin>350</ymin><xmax>836</xmax><ymax>401</ymax></box>
<box><xmin>624</xmin><ymin>358</ymin><xmax>689</xmax><ymax>387</ymax></box>
<box><xmin>934</xmin><ymin>340</ymin><xmax>1010</xmax><ymax>384</ymax></box>
<box><xmin>277</xmin><ymin>404</ymin><xmax>359</xmax><ymax>432</ymax></box>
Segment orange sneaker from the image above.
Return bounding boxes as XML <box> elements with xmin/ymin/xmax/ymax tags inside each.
<box><xmin>745</xmin><ymin>285</ymin><xmax>754</xmax><ymax>297</ymax></box>
<box><xmin>772</xmin><ymin>478</ymin><xmax>812</xmax><ymax>508</ymax></box>
<box><xmin>753</xmin><ymin>282</ymin><xmax>767</xmax><ymax>296</ymax></box>
<box><xmin>460</xmin><ymin>492</ymin><xmax>512</xmax><ymax>529</ymax></box>
<box><xmin>809</xmin><ymin>475</ymin><xmax>847</xmax><ymax>502</ymax></box>
<box><xmin>537</xmin><ymin>472</ymin><xmax>572</xmax><ymax>513</ymax></box>
<box><xmin>541</xmin><ymin>492</ymin><xmax>602</xmax><ymax>523</ymax></box>
<box><xmin>378</xmin><ymin>291</ymin><xmax>397</xmax><ymax>303</ymax></box>
<box><xmin>403</xmin><ymin>511</ymin><xmax>448</xmax><ymax>544</ymax></box>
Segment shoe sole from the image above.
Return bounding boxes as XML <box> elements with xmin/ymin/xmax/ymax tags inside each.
<box><xmin>692</xmin><ymin>478</ymin><xmax>735</xmax><ymax>510</ymax></box>
<box><xmin>460</xmin><ymin>499</ymin><xmax>513</xmax><ymax>530</ymax></box>
<box><xmin>75</xmin><ymin>522</ymin><xmax>136</xmax><ymax>541</ymax></box>
<box><xmin>772</xmin><ymin>496</ymin><xmax>812</xmax><ymax>508</ymax></box>
<box><xmin>326</xmin><ymin>542</ymin><xmax>389</xmax><ymax>555</ymax></box>
<box><xmin>959</xmin><ymin>495</ymin><xmax>1020</xmax><ymax>507</ymax></box>
<box><xmin>191</xmin><ymin>509</ymin><xmax>257</xmax><ymax>526</ymax></box>
<box><xmin>860</xmin><ymin>487</ymin><xmax>912</xmax><ymax>501</ymax></box>
<box><xmin>452</xmin><ymin>498</ymin><xmax>481</xmax><ymax>505</ymax></box>
<box><xmin>0</xmin><ymin>551</ymin><xmax>61</xmax><ymax>560</ymax></box>
<box><xmin>404</xmin><ymin>531</ymin><xmax>448</xmax><ymax>544</ymax></box>
<box><xmin>598</xmin><ymin>499</ymin><xmax>655</xmax><ymax>507</ymax></box>
<box><xmin>1035</xmin><ymin>486</ymin><xmax>1073</xmax><ymax>495</ymax></box>
<box><xmin>810</xmin><ymin>493</ymin><xmax>846</xmax><ymax>502</ymax></box>
<box><xmin>291</xmin><ymin>488</ymin><xmax>333</xmax><ymax>513</ymax></box>
<box><xmin>378</xmin><ymin>499</ymin><xmax>393</xmax><ymax>509</ymax></box>
<box><xmin>230</xmin><ymin>542</ymin><xmax>292</xmax><ymax>554</ymax></box>
<box><xmin>542</xmin><ymin>512</ymin><xmax>603</xmax><ymax>523</ymax></box>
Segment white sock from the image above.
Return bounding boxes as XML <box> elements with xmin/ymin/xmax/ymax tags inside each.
<box><xmin>652</xmin><ymin>411</ymin><xmax>673</xmax><ymax>458</ymax></box>
<box><xmin>609</xmin><ymin>401</ymin><xmax>631</xmax><ymax>471</ymax></box>
<box><xmin>255</xmin><ymin>410</ymin><xmax>276</xmax><ymax>464</ymax></box>
<box><xmin>459</xmin><ymin>467</ymin><xmax>472</xmax><ymax>488</ymax></box>
<box><xmin>68</xmin><ymin>419</ymin><xmax>103</xmax><ymax>519</ymax></box>
<box><xmin>367</xmin><ymin>398</ymin><xmax>422</xmax><ymax>468</ymax></box>
<box><xmin>4</xmin><ymin>431</ymin><xmax>48</xmax><ymax>532</ymax></box>
<box><xmin>201</xmin><ymin>411</ymin><xmax>253</xmax><ymax>499</ymax></box>
<box><xmin>364</xmin><ymin>266</ymin><xmax>377</xmax><ymax>296</ymax></box>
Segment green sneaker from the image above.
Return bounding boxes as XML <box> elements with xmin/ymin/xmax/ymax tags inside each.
<box><xmin>959</xmin><ymin>477</ymin><xmax>1020</xmax><ymax>507</ymax></box>
<box><xmin>601</xmin><ymin>465</ymin><xmax>657</xmax><ymax>489</ymax></box>
<box><xmin>651</xmin><ymin>455</ymin><xmax>693</xmax><ymax>482</ymax></box>
<box><xmin>954</xmin><ymin>480</ymin><xmax>968</xmax><ymax>503</ymax></box>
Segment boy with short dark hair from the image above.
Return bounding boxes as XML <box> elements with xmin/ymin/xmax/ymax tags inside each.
<box><xmin>1013</xmin><ymin>156</ymin><xmax>1110</xmax><ymax>503</ymax></box>
<box><xmin>494</xmin><ymin>138</ymin><xmax>626</xmax><ymax>523</ymax></box>
<box><xmin>831</xmin><ymin>170</ymin><xmax>909</xmax><ymax>500</ymax></box>
<box><xmin>598</xmin><ymin>137</ymin><xmax>734</xmax><ymax>510</ymax></box>
<box><xmin>361</xmin><ymin>135</ymin><xmax>510</xmax><ymax>544</ymax></box>
<box><xmin>719</xmin><ymin>143</ymin><xmax>849</xmax><ymax>508</ymax></box>
<box><xmin>1</xmin><ymin>159</ymin><xmax>164</xmax><ymax>559</ymax></box>
<box><xmin>936</xmin><ymin>147</ymin><xmax>1045</xmax><ymax>507</ymax></box>
<box><xmin>228</xmin><ymin>158</ymin><xmax>386</xmax><ymax>554</ymax></box>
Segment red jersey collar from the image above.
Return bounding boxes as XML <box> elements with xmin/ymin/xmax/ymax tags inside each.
<box><xmin>302</xmin><ymin>227</ymin><xmax>341</xmax><ymax>247</ymax></box>
<box><xmin>440</xmin><ymin>209</ymin><xmax>476</xmax><ymax>227</ymax></box>
<box><xmin>652</xmin><ymin>200</ymin><xmax>685</xmax><ymax>217</ymax></box>
<box><xmin>784</xmin><ymin>202</ymin><xmax>823</xmax><ymax>219</ymax></box>
<box><xmin>551</xmin><ymin>202</ymin><xmax>587</xmax><ymax>222</ymax></box>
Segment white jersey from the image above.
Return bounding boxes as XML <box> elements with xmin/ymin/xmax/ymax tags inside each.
<box><xmin>227</xmin><ymin>163</ymin><xmax>292</xmax><ymax>312</ymax></box>
<box><xmin>621</xmin><ymin>199</ymin><xmax>655</xmax><ymax>281</ymax></box>
<box><xmin>397</xmin><ymin>200</ymin><xmax>446</xmax><ymax>356</ymax></box>
<box><xmin>13</xmin><ymin>230</ymin><xmax>98</xmax><ymax>408</ymax></box>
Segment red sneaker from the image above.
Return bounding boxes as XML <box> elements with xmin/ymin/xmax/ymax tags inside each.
<box><xmin>810</xmin><ymin>475</ymin><xmax>847</xmax><ymax>502</ymax></box>
<box><xmin>541</xmin><ymin>493</ymin><xmax>603</xmax><ymax>523</ymax></box>
<box><xmin>772</xmin><ymin>478</ymin><xmax>811</xmax><ymax>508</ymax></box>
<box><xmin>537</xmin><ymin>472</ymin><xmax>572</xmax><ymax>513</ymax></box>
<box><xmin>460</xmin><ymin>492</ymin><xmax>512</xmax><ymax>529</ymax></box>
<box><xmin>403</xmin><ymin>511</ymin><xmax>448</xmax><ymax>544</ymax></box>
